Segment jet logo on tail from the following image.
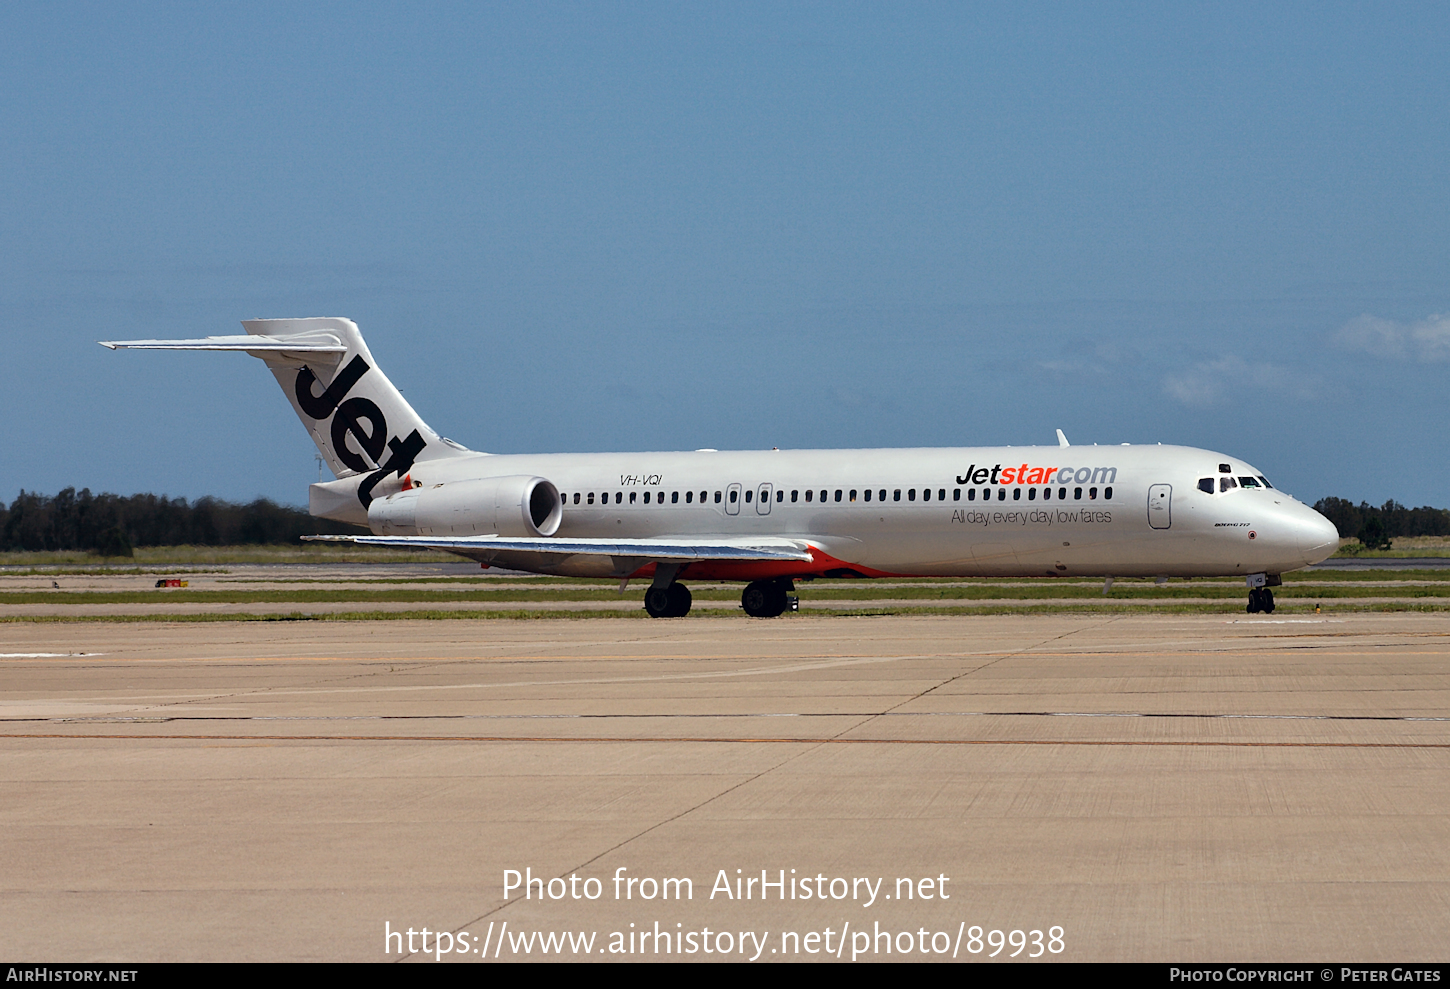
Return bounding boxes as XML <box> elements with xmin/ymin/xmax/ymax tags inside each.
<box><xmin>295</xmin><ymin>357</ymin><xmax>426</xmax><ymax>507</ymax></box>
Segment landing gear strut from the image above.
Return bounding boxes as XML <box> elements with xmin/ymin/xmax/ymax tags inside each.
<box><xmin>1247</xmin><ymin>587</ymin><xmax>1275</xmax><ymax>614</ymax></box>
<box><xmin>644</xmin><ymin>582</ymin><xmax>692</xmax><ymax>618</ymax></box>
<box><xmin>742</xmin><ymin>579</ymin><xmax>794</xmax><ymax>618</ymax></box>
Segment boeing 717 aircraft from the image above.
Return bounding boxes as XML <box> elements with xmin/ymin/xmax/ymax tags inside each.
<box><xmin>102</xmin><ymin>318</ymin><xmax>1339</xmax><ymax>616</ymax></box>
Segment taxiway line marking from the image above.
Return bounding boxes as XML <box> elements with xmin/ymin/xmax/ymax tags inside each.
<box><xmin>4</xmin><ymin>733</ymin><xmax>1449</xmax><ymax>748</ymax></box>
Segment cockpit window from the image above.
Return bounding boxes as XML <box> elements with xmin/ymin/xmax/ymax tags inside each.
<box><xmin>1198</xmin><ymin>477</ymin><xmax>1215</xmax><ymax>494</ymax></box>
<box><xmin>1257</xmin><ymin>475</ymin><xmax>1274</xmax><ymax>489</ymax></box>
<box><xmin>1220</xmin><ymin>477</ymin><xmax>1238</xmax><ymax>492</ymax></box>
<box><xmin>1238</xmin><ymin>476</ymin><xmax>1261</xmax><ymax>488</ymax></box>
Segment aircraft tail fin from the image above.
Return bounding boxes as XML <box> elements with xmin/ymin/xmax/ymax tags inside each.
<box><xmin>100</xmin><ymin>318</ymin><xmax>476</xmax><ymax>511</ymax></box>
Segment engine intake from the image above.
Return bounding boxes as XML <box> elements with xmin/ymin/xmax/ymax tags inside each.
<box><xmin>367</xmin><ymin>475</ymin><xmax>562</xmax><ymax>537</ymax></box>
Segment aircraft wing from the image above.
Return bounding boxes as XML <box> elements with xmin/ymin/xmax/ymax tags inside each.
<box><xmin>302</xmin><ymin>533</ymin><xmax>815</xmax><ymax>571</ymax></box>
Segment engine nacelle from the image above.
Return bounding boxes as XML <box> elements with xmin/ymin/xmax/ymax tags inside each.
<box><xmin>367</xmin><ymin>475</ymin><xmax>562</xmax><ymax>537</ymax></box>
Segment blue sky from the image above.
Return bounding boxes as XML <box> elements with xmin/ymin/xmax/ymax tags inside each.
<box><xmin>2</xmin><ymin>3</ymin><xmax>1448</xmax><ymax>507</ymax></box>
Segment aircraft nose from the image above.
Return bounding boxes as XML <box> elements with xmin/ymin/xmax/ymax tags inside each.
<box><xmin>1294</xmin><ymin>504</ymin><xmax>1341</xmax><ymax>565</ymax></box>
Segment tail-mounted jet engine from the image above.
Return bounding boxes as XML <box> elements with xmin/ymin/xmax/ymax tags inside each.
<box><xmin>367</xmin><ymin>475</ymin><xmax>563</xmax><ymax>537</ymax></box>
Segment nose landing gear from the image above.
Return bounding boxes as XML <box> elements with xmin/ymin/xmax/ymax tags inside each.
<box><xmin>1246</xmin><ymin>573</ymin><xmax>1280</xmax><ymax>614</ymax></box>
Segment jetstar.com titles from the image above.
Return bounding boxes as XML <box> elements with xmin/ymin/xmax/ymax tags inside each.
<box><xmin>954</xmin><ymin>464</ymin><xmax>1118</xmax><ymax>486</ymax></box>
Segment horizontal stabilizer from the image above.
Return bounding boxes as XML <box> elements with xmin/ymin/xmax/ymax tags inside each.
<box><xmin>99</xmin><ymin>334</ymin><xmax>347</xmax><ymax>358</ymax></box>
<box><xmin>101</xmin><ymin>319</ymin><xmax>469</xmax><ymax>491</ymax></box>
<box><xmin>303</xmin><ymin>533</ymin><xmax>814</xmax><ymax>564</ymax></box>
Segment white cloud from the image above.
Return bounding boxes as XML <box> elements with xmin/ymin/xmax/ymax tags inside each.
<box><xmin>1333</xmin><ymin>313</ymin><xmax>1450</xmax><ymax>361</ymax></box>
<box><xmin>1410</xmin><ymin>314</ymin><xmax>1450</xmax><ymax>361</ymax></box>
<box><xmin>1162</xmin><ymin>372</ymin><xmax>1223</xmax><ymax>407</ymax></box>
<box><xmin>1162</xmin><ymin>356</ymin><xmax>1313</xmax><ymax>408</ymax></box>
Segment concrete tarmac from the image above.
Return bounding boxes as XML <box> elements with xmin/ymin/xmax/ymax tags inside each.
<box><xmin>1</xmin><ymin>613</ymin><xmax>1448</xmax><ymax>962</ymax></box>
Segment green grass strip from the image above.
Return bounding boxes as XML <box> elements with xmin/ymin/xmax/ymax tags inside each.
<box><xmin>8</xmin><ymin>583</ymin><xmax>1450</xmax><ymax>605</ymax></box>
<box><xmin>3</xmin><ymin>601</ymin><xmax>1448</xmax><ymax>623</ymax></box>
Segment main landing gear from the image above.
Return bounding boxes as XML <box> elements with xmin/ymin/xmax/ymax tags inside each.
<box><xmin>640</xmin><ymin>577</ymin><xmax>798</xmax><ymax>619</ymax></box>
<box><xmin>741</xmin><ymin>579</ymin><xmax>796</xmax><ymax>618</ymax></box>
<box><xmin>644</xmin><ymin>582</ymin><xmax>693</xmax><ymax>618</ymax></box>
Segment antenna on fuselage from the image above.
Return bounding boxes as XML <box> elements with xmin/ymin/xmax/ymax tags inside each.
<box><xmin>1056</xmin><ymin>429</ymin><xmax>1070</xmax><ymax>448</ymax></box>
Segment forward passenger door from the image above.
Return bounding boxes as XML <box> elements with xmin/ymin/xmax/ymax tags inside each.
<box><xmin>1148</xmin><ymin>484</ymin><xmax>1172</xmax><ymax>529</ymax></box>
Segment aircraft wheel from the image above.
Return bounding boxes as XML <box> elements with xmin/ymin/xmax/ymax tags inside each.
<box><xmin>741</xmin><ymin>581</ymin><xmax>774</xmax><ymax>617</ymax></box>
<box><xmin>764</xmin><ymin>581</ymin><xmax>789</xmax><ymax>617</ymax></box>
<box><xmin>1263</xmin><ymin>588</ymin><xmax>1275</xmax><ymax>614</ymax></box>
<box><xmin>644</xmin><ymin>585</ymin><xmax>672</xmax><ymax>618</ymax></box>
<box><xmin>666</xmin><ymin>582</ymin><xmax>692</xmax><ymax>618</ymax></box>
<box><xmin>1246</xmin><ymin>588</ymin><xmax>1261</xmax><ymax>614</ymax></box>
<box><xmin>743</xmin><ymin>580</ymin><xmax>793</xmax><ymax>617</ymax></box>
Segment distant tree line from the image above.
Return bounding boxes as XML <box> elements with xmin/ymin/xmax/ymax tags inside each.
<box><xmin>0</xmin><ymin>488</ymin><xmax>363</xmax><ymax>556</ymax></box>
<box><xmin>2</xmin><ymin>488</ymin><xmax>1444</xmax><ymax>558</ymax></box>
<box><xmin>1312</xmin><ymin>498</ymin><xmax>1450</xmax><ymax>549</ymax></box>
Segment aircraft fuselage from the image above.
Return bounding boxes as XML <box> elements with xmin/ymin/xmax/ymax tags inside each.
<box><xmin>332</xmin><ymin>444</ymin><xmax>1338</xmax><ymax>581</ymax></box>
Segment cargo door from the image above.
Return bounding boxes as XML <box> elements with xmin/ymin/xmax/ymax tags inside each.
<box><xmin>970</xmin><ymin>542</ymin><xmax>1022</xmax><ymax>575</ymax></box>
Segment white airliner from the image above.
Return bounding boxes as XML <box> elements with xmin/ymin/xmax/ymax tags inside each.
<box><xmin>102</xmin><ymin>317</ymin><xmax>1339</xmax><ymax>617</ymax></box>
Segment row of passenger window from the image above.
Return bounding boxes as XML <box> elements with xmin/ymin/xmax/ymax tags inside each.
<box><xmin>1197</xmin><ymin>475</ymin><xmax>1274</xmax><ymax>494</ymax></box>
<box><xmin>561</xmin><ymin>490</ymin><xmax>724</xmax><ymax>506</ymax></box>
<box><xmin>558</xmin><ymin>486</ymin><xmax>1114</xmax><ymax>506</ymax></box>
